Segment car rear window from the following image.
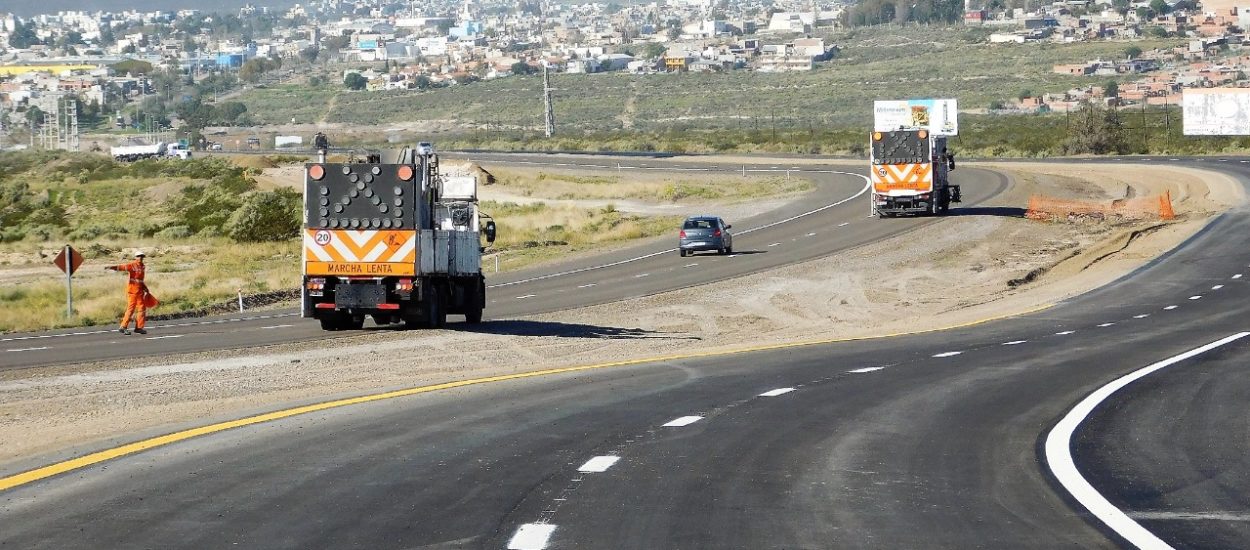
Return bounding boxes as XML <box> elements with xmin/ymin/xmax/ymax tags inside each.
<box><xmin>684</xmin><ymin>219</ymin><xmax>715</xmax><ymax>229</ymax></box>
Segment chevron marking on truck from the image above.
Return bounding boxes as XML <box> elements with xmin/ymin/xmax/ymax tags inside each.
<box><xmin>304</xmin><ymin>229</ymin><xmax>416</xmax><ymax>264</ymax></box>
<box><xmin>872</xmin><ymin>163</ymin><xmax>932</xmax><ymax>191</ymax></box>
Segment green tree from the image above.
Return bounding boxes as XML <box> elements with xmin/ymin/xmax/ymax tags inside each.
<box><xmin>239</xmin><ymin>58</ymin><xmax>268</xmax><ymax>82</ymax></box>
<box><xmin>225</xmin><ymin>190</ymin><xmax>301</xmax><ymax>242</ymax></box>
<box><xmin>214</xmin><ymin>101</ymin><xmax>248</xmax><ymax>124</ymax></box>
<box><xmin>343</xmin><ymin>72</ymin><xmax>368</xmax><ymax>90</ymax></box>
<box><xmin>1104</xmin><ymin>80</ymin><xmax>1119</xmax><ymax>97</ymax></box>
<box><xmin>1125</xmin><ymin>45</ymin><xmax>1143</xmax><ymax>59</ymax></box>
<box><xmin>1149</xmin><ymin>0</ymin><xmax>1169</xmax><ymax>14</ymax></box>
<box><xmin>1018</xmin><ymin>89</ymin><xmax>1033</xmax><ymax>100</ymax></box>
<box><xmin>642</xmin><ymin>42</ymin><xmax>667</xmax><ymax>59</ymax></box>
<box><xmin>299</xmin><ymin>45</ymin><xmax>320</xmax><ymax>64</ymax></box>
<box><xmin>510</xmin><ymin>61</ymin><xmax>537</xmax><ymax>75</ymax></box>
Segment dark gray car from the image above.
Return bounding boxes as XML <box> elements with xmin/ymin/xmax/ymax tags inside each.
<box><xmin>679</xmin><ymin>216</ymin><xmax>733</xmax><ymax>257</ymax></box>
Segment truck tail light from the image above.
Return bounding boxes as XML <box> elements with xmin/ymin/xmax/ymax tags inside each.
<box><xmin>306</xmin><ymin>278</ymin><xmax>326</xmax><ymax>290</ymax></box>
<box><xmin>396</xmin><ymin>278</ymin><xmax>414</xmax><ymax>291</ymax></box>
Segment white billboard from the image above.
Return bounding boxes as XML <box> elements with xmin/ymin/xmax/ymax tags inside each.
<box><xmin>874</xmin><ymin>99</ymin><xmax>959</xmax><ymax>136</ymax></box>
<box><xmin>275</xmin><ymin>135</ymin><xmax>304</xmax><ymax>148</ymax></box>
<box><xmin>1183</xmin><ymin>88</ymin><xmax>1250</xmax><ymax>136</ymax></box>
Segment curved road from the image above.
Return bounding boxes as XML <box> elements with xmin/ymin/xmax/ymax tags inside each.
<box><xmin>0</xmin><ymin>157</ymin><xmax>1009</xmax><ymax>369</ymax></box>
<box><xmin>2</xmin><ymin>158</ymin><xmax>1248</xmax><ymax>549</ymax></box>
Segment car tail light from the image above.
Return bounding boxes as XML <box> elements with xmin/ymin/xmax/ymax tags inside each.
<box><xmin>679</xmin><ymin>230</ymin><xmax>686</xmax><ymax>238</ymax></box>
<box><xmin>713</xmin><ymin>229</ymin><xmax>722</xmax><ymax>237</ymax></box>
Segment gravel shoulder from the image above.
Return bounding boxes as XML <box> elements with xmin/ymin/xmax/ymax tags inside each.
<box><xmin>0</xmin><ymin>162</ymin><xmax>1243</xmax><ymax>471</ymax></box>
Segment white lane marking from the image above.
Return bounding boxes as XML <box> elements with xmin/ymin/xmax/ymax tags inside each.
<box><xmin>663</xmin><ymin>416</ymin><xmax>703</xmax><ymax>427</ymax></box>
<box><xmin>1189</xmin><ymin>295</ymin><xmax>1202</xmax><ymax>300</ymax></box>
<box><xmin>1169</xmin><ymin>158</ymin><xmax>1181</xmax><ymax>161</ymax></box>
<box><xmin>1002</xmin><ymin>340</ymin><xmax>1027</xmax><ymax>346</ymax></box>
<box><xmin>1212</xmin><ymin>285</ymin><xmax>1224</xmax><ymax>290</ymax></box>
<box><xmin>145</xmin><ymin>335</ymin><xmax>184</xmax><ymax>340</ymax></box>
<box><xmin>932</xmin><ymin>351</ymin><xmax>962</xmax><ymax>358</ymax></box>
<box><xmin>577</xmin><ymin>456</ymin><xmax>621</xmax><ymax>473</ymax></box>
<box><xmin>1234</xmin><ymin>274</ymin><xmax>1243</xmax><ymax>279</ymax></box>
<box><xmin>806</xmin><ymin>232</ymin><xmax>817</xmax><ymax>237</ymax></box>
<box><xmin>260</xmin><ymin>324</ymin><xmax>294</xmax><ymax>329</ymax></box>
<box><xmin>838</xmin><ymin>222</ymin><xmax>850</xmax><ymax>227</ymax></box>
<box><xmin>6</xmin><ymin>346</ymin><xmax>49</xmax><ymax>352</ymax></box>
<box><xmin>577</xmin><ymin>283</ymin><xmax>597</xmax><ymax>288</ymax></box>
<box><xmin>0</xmin><ymin>312</ymin><xmax>304</xmax><ymax>343</ymax></box>
<box><xmin>1044</xmin><ymin>332</ymin><xmax>1250</xmax><ymax>550</ymax></box>
<box><xmin>1130</xmin><ymin>511</ymin><xmax>1250</xmax><ymax>521</ymax></box>
<box><xmin>1133</xmin><ymin>314</ymin><xmax>1149</xmax><ymax>319</ymax></box>
<box><xmin>1164</xmin><ymin>305</ymin><xmax>1178</xmax><ymax>310</ymax></box>
<box><xmin>769</xmin><ymin>242</ymin><xmax>781</xmax><ymax>247</ymax></box>
<box><xmin>489</xmin><ymin>174</ymin><xmax>871</xmax><ymax>289</ymax></box>
<box><xmin>508</xmin><ymin>523</ymin><xmax>556</xmax><ymax>550</ymax></box>
<box><xmin>634</xmin><ymin>273</ymin><xmax>650</xmax><ymax>278</ymax></box>
<box><xmin>848</xmin><ymin>367</ymin><xmax>884</xmax><ymax>373</ymax></box>
<box><xmin>683</xmin><ymin>263</ymin><xmax>698</xmax><ymax>268</ymax></box>
<box><xmin>1056</xmin><ymin>331</ymin><xmax>1076</xmax><ymax>335</ymax></box>
<box><xmin>759</xmin><ymin>387</ymin><xmax>795</xmax><ymax>397</ymax></box>
<box><xmin>516</xmin><ymin>294</ymin><xmax>537</xmax><ymax>299</ymax></box>
<box><xmin>1098</xmin><ymin>323</ymin><xmax>1115</xmax><ymax>327</ymax></box>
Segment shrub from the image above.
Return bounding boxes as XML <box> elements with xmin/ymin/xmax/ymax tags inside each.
<box><xmin>156</xmin><ymin>225</ymin><xmax>192</xmax><ymax>239</ymax></box>
<box><xmin>225</xmin><ymin>189</ymin><xmax>301</xmax><ymax>242</ymax></box>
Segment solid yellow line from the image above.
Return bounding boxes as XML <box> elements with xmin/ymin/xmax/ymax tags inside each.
<box><xmin>0</xmin><ymin>302</ymin><xmax>1053</xmax><ymax>492</ymax></box>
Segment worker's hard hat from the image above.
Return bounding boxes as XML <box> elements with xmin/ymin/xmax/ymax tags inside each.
<box><xmin>134</xmin><ymin>251</ymin><xmax>146</xmax><ymax>258</ymax></box>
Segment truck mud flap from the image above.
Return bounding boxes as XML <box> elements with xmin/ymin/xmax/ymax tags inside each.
<box><xmin>335</xmin><ymin>283</ymin><xmax>386</xmax><ymax>309</ymax></box>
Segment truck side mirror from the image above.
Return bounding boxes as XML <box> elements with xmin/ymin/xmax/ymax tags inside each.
<box><xmin>484</xmin><ymin>221</ymin><xmax>497</xmax><ymax>243</ymax></box>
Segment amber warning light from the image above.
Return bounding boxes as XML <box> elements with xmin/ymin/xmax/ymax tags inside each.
<box><xmin>917</xmin><ymin>130</ymin><xmax>929</xmax><ymax>139</ymax></box>
<box><xmin>308</xmin><ymin>164</ymin><xmax>325</xmax><ymax>180</ymax></box>
<box><xmin>397</xmin><ymin>165</ymin><xmax>414</xmax><ymax>181</ymax></box>
<box><xmin>872</xmin><ymin>132</ymin><xmax>883</xmax><ymax>141</ymax></box>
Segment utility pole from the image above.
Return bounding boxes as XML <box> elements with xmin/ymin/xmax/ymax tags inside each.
<box><xmin>543</xmin><ymin>63</ymin><xmax>556</xmax><ymax>138</ymax></box>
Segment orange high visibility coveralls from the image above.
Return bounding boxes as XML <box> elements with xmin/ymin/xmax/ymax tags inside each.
<box><xmin>108</xmin><ymin>260</ymin><xmax>147</xmax><ymax>330</ymax></box>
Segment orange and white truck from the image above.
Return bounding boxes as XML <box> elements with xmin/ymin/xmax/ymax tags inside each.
<box><xmin>869</xmin><ymin>128</ymin><xmax>960</xmax><ymax>217</ymax></box>
<box><xmin>301</xmin><ymin>146</ymin><xmax>496</xmax><ymax>330</ymax></box>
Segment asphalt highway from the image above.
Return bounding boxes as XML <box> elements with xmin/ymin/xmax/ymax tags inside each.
<box><xmin>2</xmin><ymin>157</ymin><xmax>1249</xmax><ymax>549</ymax></box>
<box><xmin>0</xmin><ymin>156</ymin><xmax>1009</xmax><ymax>369</ymax></box>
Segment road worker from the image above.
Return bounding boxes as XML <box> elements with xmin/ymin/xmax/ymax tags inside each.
<box><xmin>105</xmin><ymin>251</ymin><xmax>149</xmax><ymax>335</ymax></box>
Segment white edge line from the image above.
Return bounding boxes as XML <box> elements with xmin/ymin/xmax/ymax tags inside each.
<box><xmin>507</xmin><ymin>523</ymin><xmax>557</xmax><ymax>550</ymax></box>
<box><xmin>577</xmin><ymin>455</ymin><xmax>621</xmax><ymax>473</ymax></box>
<box><xmin>662</xmin><ymin>415</ymin><xmax>703</xmax><ymax>427</ymax></box>
<box><xmin>488</xmin><ymin>174</ymin><xmax>871</xmax><ymax>289</ymax></box>
<box><xmin>1044</xmin><ymin>331</ymin><xmax>1250</xmax><ymax>550</ymax></box>
<box><xmin>1212</xmin><ymin>285</ymin><xmax>1224</xmax><ymax>290</ymax></box>
<box><xmin>6</xmin><ymin>346</ymin><xmax>50</xmax><ymax>352</ymax></box>
<box><xmin>848</xmin><ymin>366</ymin><xmax>885</xmax><ymax>373</ymax></box>
<box><xmin>145</xmin><ymin>334</ymin><xmax>184</xmax><ymax>340</ymax></box>
<box><xmin>759</xmin><ymin>387</ymin><xmax>796</xmax><ymax>397</ymax></box>
<box><xmin>1002</xmin><ymin>340</ymin><xmax>1028</xmax><ymax>345</ymax></box>
<box><xmin>1164</xmin><ymin>306</ymin><xmax>1178</xmax><ymax>310</ymax></box>
<box><xmin>1056</xmin><ymin>331</ymin><xmax>1076</xmax><ymax>335</ymax></box>
<box><xmin>932</xmin><ymin>351</ymin><xmax>962</xmax><ymax>358</ymax></box>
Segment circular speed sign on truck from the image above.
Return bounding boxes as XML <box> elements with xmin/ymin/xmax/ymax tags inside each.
<box><xmin>314</xmin><ymin>230</ymin><xmax>332</xmax><ymax>246</ymax></box>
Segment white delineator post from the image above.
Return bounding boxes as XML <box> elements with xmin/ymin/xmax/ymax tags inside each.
<box><xmin>237</xmin><ymin>288</ymin><xmax>244</xmax><ymax>312</ymax></box>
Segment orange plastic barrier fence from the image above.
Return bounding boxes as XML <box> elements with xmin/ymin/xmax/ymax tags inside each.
<box><xmin>1026</xmin><ymin>191</ymin><xmax>1174</xmax><ymax>222</ymax></box>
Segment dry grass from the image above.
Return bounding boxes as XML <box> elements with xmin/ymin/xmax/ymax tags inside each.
<box><xmin>484</xmin><ymin>201</ymin><xmax>682</xmax><ymax>271</ymax></box>
<box><xmin>488</xmin><ymin>168</ymin><xmax>813</xmax><ymax>202</ymax></box>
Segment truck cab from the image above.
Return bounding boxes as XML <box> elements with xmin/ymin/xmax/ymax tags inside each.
<box><xmin>870</xmin><ymin>128</ymin><xmax>960</xmax><ymax>217</ymax></box>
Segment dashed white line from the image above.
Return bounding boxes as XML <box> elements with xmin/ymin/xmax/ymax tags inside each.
<box><xmin>683</xmin><ymin>263</ymin><xmax>698</xmax><ymax>268</ymax></box>
<box><xmin>806</xmin><ymin>232</ymin><xmax>817</xmax><ymax>237</ymax></box>
<box><xmin>1002</xmin><ymin>340</ymin><xmax>1028</xmax><ymax>346</ymax></box>
<box><xmin>577</xmin><ymin>283</ymin><xmax>597</xmax><ymax>288</ymax></box>
<box><xmin>1056</xmin><ymin>331</ymin><xmax>1076</xmax><ymax>335</ymax></box>
<box><xmin>516</xmin><ymin>294</ymin><xmax>537</xmax><ymax>299</ymax></box>
<box><xmin>768</xmin><ymin>242</ymin><xmax>781</xmax><ymax>247</ymax></box>
<box><xmin>635</xmin><ymin>273</ymin><xmax>650</xmax><ymax>278</ymax></box>
<box><xmin>6</xmin><ymin>346</ymin><xmax>49</xmax><ymax>352</ymax></box>
<box><xmin>1212</xmin><ymin>285</ymin><xmax>1224</xmax><ymax>290</ymax></box>
<box><xmin>1164</xmin><ymin>305</ymin><xmax>1179</xmax><ymax>310</ymax></box>
<box><xmin>508</xmin><ymin>523</ymin><xmax>557</xmax><ymax>550</ymax></box>
<box><xmin>1189</xmin><ymin>295</ymin><xmax>1202</xmax><ymax>300</ymax></box>
<box><xmin>577</xmin><ymin>456</ymin><xmax>621</xmax><ymax>473</ymax></box>
<box><xmin>759</xmin><ymin>388</ymin><xmax>795</xmax><ymax>397</ymax></box>
<box><xmin>662</xmin><ymin>416</ymin><xmax>703</xmax><ymax>427</ymax></box>
<box><xmin>1133</xmin><ymin>314</ymin><xmax>1149</xmax><ymax>319</ymax></box>
<box><xmin>838</xmin><ymin>222</ymin><xmax>850</xmax><ymax>227</ymax></box>
<box><xmin>145</xmin><ymin>335</ymin><xmax>184</xmax><ymax>340</ymax></box>
<box><xmin>932</xmin><ymin>351</ymin><xmax>962</xmax><ymax>358</ymax></box>
<box><xmin>848</xmin><ymin>367</ymin><xmax>885</xmax><ymax>373</ymax></box>
<box><xmin>260</xmin><ymin>324</ymin><xmax>294</xmax><ymax>329</ymax></box>
<box><xmin>1234</xmin><ymin>274</ymin><xmax>1243</xmax><ymax>279</ymax></box>
<box><xmin>1097</xmin><ymin>323</ymin><xmax>1115</xmax><ymax>328</ymax></box>
<box><xmin>1044</xmin><ymin>332</ymin><xmax>1250</xmax><ymax>550</ymax></box>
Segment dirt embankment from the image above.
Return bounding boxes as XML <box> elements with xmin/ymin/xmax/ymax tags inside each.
<box><xmin>0</xmin><ymin>162</ymin><xmax>1242</xmax><ymax>468</ymax></box>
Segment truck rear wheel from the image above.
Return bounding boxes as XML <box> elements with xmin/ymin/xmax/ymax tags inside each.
<box><xmin>464</xmin><ymin>282</ymin><xmax>484</xmax><ymax>324</ymax></box>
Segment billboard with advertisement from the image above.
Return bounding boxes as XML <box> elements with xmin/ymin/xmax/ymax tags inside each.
<box><xmin>873</xmin><ymin>99</ymin><xmax>959</xmax><ymax>136</ymax></box>
<box><xmin>1183</xmin><ymin>88</ymin><xmax>1250</xmax><ymax>135</ymax></box>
